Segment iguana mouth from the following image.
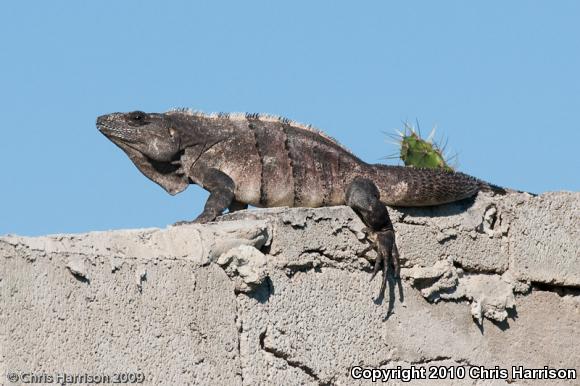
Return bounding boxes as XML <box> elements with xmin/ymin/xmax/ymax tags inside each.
<box><xmin>97</xmin><ymin>122</ymin><xmax>137</xmax><ymax>145</ymax></box>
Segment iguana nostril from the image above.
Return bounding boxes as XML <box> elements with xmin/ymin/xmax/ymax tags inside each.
<box><xmin>96</xmin><ymin>115</ymin><xmax>107</xmax><ymax>129</ymax></box>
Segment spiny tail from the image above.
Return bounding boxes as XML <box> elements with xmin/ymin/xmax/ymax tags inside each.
<box><xmin>478</xmin><ymin>181</ymin><xmax>507</xmax><ymax>194</ymax></box>
<box><xmin>372</xmin><ymin>165</ymin><xmax>520</xmax><ymax>207</ymax></box>
<box><xmin>479</xmin><ymin>181</ymin><xmax>535</xmax><ymax>196</ymax></box>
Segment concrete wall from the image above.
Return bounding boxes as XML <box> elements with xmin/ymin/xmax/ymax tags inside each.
<box><xmin>1</xmin><ymin>192</ymin><xmax>578</xmax><ymax>385</ymax></box>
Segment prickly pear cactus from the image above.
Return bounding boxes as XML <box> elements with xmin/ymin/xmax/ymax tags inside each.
<box><xmin>393</xmin><ymin>122</ymin><xmax>454</xmax><ymax>171</ymax></box>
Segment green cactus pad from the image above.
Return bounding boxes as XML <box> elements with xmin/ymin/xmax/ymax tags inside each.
<box><xmin>397</xmin><ymin>122</ymin><xmax>454</xmax><ymax>171</ymax></box>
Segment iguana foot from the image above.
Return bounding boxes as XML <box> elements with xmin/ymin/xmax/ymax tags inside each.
<box><xmin>173</xmin><ymin>220</ymin><xmax>192</xmax><ymax>226</ymax></box>
<box><xmin>370</xmin><ymin>229</ymin><xmax>400</xmax><ymax>297</ymax></box>
<box><xmin>173</xmin><ymin>213</ymin><xmax>217</xmax><ymax>226</ymax></box>
<box><xmin>193</xmin><ymin>212</ymin><xmax>218</xmax><ymax>224</ymax></box>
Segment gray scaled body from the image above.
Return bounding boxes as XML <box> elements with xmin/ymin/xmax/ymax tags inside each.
<box><xmin>97</xmin><ymin>109</ymin><xmax>505</xmax><ymax>295</ymax></box>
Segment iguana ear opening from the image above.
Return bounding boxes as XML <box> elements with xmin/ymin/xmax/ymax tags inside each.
<box><xmin>168</xmin><ymin>127</ymin><xmax>183</xmax><ymax>151</ymax></box>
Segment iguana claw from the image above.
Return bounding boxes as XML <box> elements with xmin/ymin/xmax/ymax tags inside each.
<box><xmin>370</xmin><ymin>229</ymin><xmax>400</xmax><ymax>297</ymax></box>
<box><xmin>173</xmin><ymin>213</ymin><xmax>217</xmax><ymax>226</ymax></box>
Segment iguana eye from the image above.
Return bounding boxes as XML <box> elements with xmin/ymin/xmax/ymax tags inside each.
<box><xmin>129</xmin><ymin>111</ymin><xmax>146</xmax><ymax>122</ymax></box>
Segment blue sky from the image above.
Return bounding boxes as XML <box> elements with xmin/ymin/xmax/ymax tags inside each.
<box><xmin>1</xmin><ymin>1</ymin><xmax>578</xmax><ymax>236</ymax></box>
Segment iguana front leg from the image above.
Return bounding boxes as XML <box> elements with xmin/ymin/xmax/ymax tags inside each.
<box><xmin>188</xmin><ymin>168</ymin><xmax>236</xmax><ymax>224</ymax></box>
<box><xmin>346</xmin><ymin>177</ymin><xmax>400</xmax><ymax>297</ymax></box>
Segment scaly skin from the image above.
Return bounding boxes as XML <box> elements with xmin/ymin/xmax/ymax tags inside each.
<box><xmin>97</xmin><ymin>109</ymin><xmax>504</xmax><ymax>297</ymax></box>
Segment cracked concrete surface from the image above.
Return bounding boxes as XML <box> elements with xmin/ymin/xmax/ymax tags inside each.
<box><xmin>1</xmin><ymin>192</ymin><xmax>578</xmax><ymax>385</ymax></box>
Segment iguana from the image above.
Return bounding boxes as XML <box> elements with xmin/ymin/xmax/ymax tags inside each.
<box><xmin>97</xmin><ymin>109</ymin><xmax>507</xmax><ymax>295</ymax></box>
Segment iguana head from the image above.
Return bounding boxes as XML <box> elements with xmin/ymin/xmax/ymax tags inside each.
<box><xmin>97</xmin><ymin>111</ymin><xmax>182</xmax><ymax>162</ymax></box>
<box><xmin>97</xmin><ymin>110</ymin><xmax>193</xmax><ymax>195</ymax></box>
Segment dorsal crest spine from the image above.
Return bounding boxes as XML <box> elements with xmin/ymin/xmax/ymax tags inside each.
<box><xmin>167</xmin><ymin>108</ymin><xmax>352</xmax><ymax>154</ymax></box>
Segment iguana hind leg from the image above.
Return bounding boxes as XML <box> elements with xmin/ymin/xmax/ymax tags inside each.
<box><xmin>345</xmin><ymin>177</ymin><xmax>400</xmax><ymax>297</ymax></box>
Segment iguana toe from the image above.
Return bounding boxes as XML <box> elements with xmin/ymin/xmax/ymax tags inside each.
<box><xmin>373</xmin><ymin>229</ymin><xmax>400</xmax><ymax>297</ymax></box>
<box><xmin>173</xmin><ymin>213</ymin><xmax>216</xmax><ymax>226</ymax></box>
<box><xmin>193</xmin><ymin>213</ymin><xmax>217</xmax><ymax>224</ymax></box>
